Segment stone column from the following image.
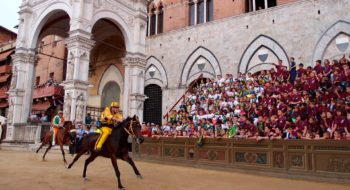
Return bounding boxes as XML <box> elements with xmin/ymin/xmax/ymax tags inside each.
<box><xmin>5</xmin><ymin>48</ymin><xmax>36</xmax><ymax>141</ymax></box>
<box><xmin>253</xmin><ymin>0</ymin><xmax>256</xmax><ymax>11</ymax></box>
<box><xmin>194</xmin><ymin>0</ymin><xmax>198</xmax><ymax>25</ymax></box>
<box><xmin>155</xmin><ymin>10</ymin><xmax>159</xmax><ymax>35</ymax></box>
<box><xmin>264</xmin><ymin>0</ymin><xmax>268</xmax><ymax>9</ymax></box>
<box><xmin>147</xmin><ymin>13</ymin><xmax>152</xmax><ymax>36</ymax></box>
<box><xmin>122</xmin><ymin>53</ymin><xmax>147</xmax><ymax>119</ymax></box>
<box><xmin>63</xmin><ymin>30</ymin><xmax>94</xmax><ymax>123</ymax></box>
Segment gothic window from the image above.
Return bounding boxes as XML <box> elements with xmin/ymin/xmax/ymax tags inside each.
<box><xmin>207</xmin><ymin>0</ymin><xmax>213</xmax><ymax>22</ymax></box>
<box><xmin>189</xmin><ymin>1</ymin><xmax>195</xmax><ymax>26</ymax></box>
<box><xmin>190</xmin><ymin>0</ymin><xmax>214</xmax><ymax>26</ymax></box>
<box><xmin>158</xmin><ymin>5</ymin><xmax>164</xmax><ymax>34</ymax></box>
<box><xmin>150</xmin><ymin>8</ymin><xmax>156</xmax><ymax>36</ymax></box>
<box><xmin>246</xmin><ymin>0</ymin><xmax>277</xmax><ymax>12</ymax></box>
<box><xmin>197</xmin><ymin>0</ymin><xmax>205</xmax><ymax>24</ymax></box>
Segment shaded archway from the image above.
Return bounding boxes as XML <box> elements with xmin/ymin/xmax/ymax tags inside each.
<box><xmin>312</xmin><ymin>20</ymin><xmax>350</xmax><ymax>64</ymax></box>
<box><xmin>143</xmin><ymin>84</ymin><xmax>162</xmax><ymax>125</ymax></box>
<box><xmin>145</xmin><ymin>56</ymin><xmax>168</xmax><ymax>88</ymax></box>
<box><xmin>180</xmin><ymin>46</ymin><xmax>221</xmax><ymax>87</ymax></box>
<box><xmin>31</xmin><ymin>10</ymin><xmax>70</xmax><ymax>118</ymax></box>
<box><xmin>88</xmin><ymin>18</ymin><xmax>126</xmax><ymax>111</ymax></box>
<box><xmin>101</xmin><ymin>82</ymin><xmax>121</xmax><ymax>109</ymax></box>
<box><xmin>239</xmin><ymin>35</ymin><xmax>289</xmax><ymax>74</ymax></box>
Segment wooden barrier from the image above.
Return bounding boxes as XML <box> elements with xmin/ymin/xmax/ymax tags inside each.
<box><xmin>133</xmin><ymin>138</ymin><xmax>350</xmax><ymax>183</ymax></box>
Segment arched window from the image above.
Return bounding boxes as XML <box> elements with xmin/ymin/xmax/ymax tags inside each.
<box><xmin>189</xmin><ymin>0</ymin><xmax>195</xmax><ymax>26</ymax></box>
<box><xmin>197</xmin><ymin>0</ymin><xmax>205</xmax><ymax>24</ymax></box>
<box><xmin>150</xmin><ymin>8</ymin><xmax>156</xmax><ymax>36</ymax></box>
<box><xmin>247</xmin><ymin>0</ymin><xmax>277</xmax><ymax>12</ymax></box>
<box><xmin>189</xmin><ymin>0</ymin><xmax>213</xmax><ymax>26</ymax></box>
<box><xmin>207</xmin><ymin>0</ymin><xmax>213</xmax><ymax>22</ymax></box>
<box><xmin>158</xmin><ymin>4</ymin><xmax>164</xmax><ymax>34</ymax></box>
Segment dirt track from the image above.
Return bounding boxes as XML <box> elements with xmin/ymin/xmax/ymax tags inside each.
<box><xmin>0</xmin><ymin>150</ymin><xmax>349</xmax><ymax>190</ymax></box>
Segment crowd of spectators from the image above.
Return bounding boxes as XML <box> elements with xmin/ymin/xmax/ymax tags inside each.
<box><xmin>142</xmin><ymin>56</ymin><xmax>350</xmax><ymax>141</ymax></box>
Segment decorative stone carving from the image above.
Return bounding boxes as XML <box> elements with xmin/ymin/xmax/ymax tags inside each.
<box><xmin>66</xmin><ymin>52</ymin><xmax>74</xmax><ymax>80</ymax></box>
<box><xmin>63</xmin><ymin>93</ymin><xmax>72</xmax><ymax>120</ymax></box>
<box><xmin>7</xmin><ymin>99</ymin><xmax>14</xmax><ymax>124</ymax></box>
<box><xmin>75</xmin><ymin>94</ymin><xmax>85</xmax><ymax>122</ymax></box>
<box><xmin>10</xmin><ymin>66</ymin><xmax>18</xmax><ymax>90</ymax></box>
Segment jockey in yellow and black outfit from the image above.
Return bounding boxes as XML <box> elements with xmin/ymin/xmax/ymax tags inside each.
<box><xmin>94</xmin><ymin>102</ymin><xmax>123</xmax><ymax>152</ymax></box>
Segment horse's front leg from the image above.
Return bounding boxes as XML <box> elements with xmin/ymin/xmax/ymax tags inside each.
<box><xmin>42</xmin><ymin>142</ymin><xmax>52</xmax><ymax>161</ymax></box>
<box><xmin>36</xmin><ymin>141</ymin><xmax>46</xmax><ymax>153</ymax></box>
<box><xmin>111</xmin><ymin>155</ymin><xmax>124</xmax><ymax>190</ymax></box>
<box><xmin>123</xmin><ymin>154</ymin><xmax>142</xmax><ymax>179</ymax></box>
<box><xmin>82</xmin><ymin>153</ymin><xmax>98</xmax><ymax>181</ymax></box>
<box><xmin>59</xmin><ymin>144</ymin><xmax>67</xmax><ymax>165</ymax></box>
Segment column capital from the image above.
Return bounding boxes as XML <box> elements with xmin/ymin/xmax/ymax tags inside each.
<box><xmin>123</xmin><ymin>52</ymin><xmax>147</xmax><ymax>68</ymax></box>
<box><xmin>11</xmin><ymin>48</ymin><xmax>37</xmax><ymax>65</ymax></box>
<box><xmin>62</xmin><ymin>80</ymin><xmax>90</xmax><ymax>91</ymax></box>
<box><xmin>65</xmin><ymin>30</ymin><xmax>95</xmax><ymax>51</ymax></box>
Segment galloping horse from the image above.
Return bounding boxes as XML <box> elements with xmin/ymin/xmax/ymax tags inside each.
<box><xmin>36</xmin><ymin>121</ymin><xmax>76</xmax><ymax>164</ymax></box>
<box><xmin>67</xmin><ymin>115</ymin><xmax>144</xmax><ymax>190</ymax></box>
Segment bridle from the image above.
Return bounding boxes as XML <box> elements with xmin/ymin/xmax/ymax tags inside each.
<box><xmin>123</xmin><ymin>120</ymin><xmax>137</xmax><ymax>138</ymax></box>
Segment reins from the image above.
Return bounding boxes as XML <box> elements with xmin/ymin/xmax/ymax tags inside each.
<box><xmin>123</xmin><ymin>120</ymin><xmax>136</xmax><ymax>138</ymax></box>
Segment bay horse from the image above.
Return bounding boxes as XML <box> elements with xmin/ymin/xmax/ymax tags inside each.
<box><xmin>36</xmin><ymin>121</ymin><xmax>76</xmax><ymax>164</ymax></box>
<box><xmin>67</xmin><ymin>115</ymin><xmax>144</xmax><ymax>190</ymax></box>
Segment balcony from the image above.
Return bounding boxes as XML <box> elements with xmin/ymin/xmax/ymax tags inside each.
<box><xmin>0</xmin><ymin>65</ymin><xmax>11</xmax><ymax>74</ymax></box>
<box><xmin>32</xmin><ymin>85</ymin><xmax>64</xmax><ymax>99</ymax></box>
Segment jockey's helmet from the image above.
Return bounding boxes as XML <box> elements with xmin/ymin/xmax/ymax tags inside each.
<box><xmin>110</xmin><ymin>102</ymin><xmax>120</xmax><ymax>108</ymax></box>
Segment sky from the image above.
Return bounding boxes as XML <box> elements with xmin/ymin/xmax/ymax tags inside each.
<box><xmin>0</xmin><ymin>0</ymin><xmax>21</xmax><ymax>33</ymax></box>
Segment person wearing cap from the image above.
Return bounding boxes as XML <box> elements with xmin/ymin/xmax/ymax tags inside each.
<box><xmin>51</xmin><ymin>111</ymin><xmax>64</xmax><ymax>145</ymax></box>
<box><xmin>94</xmin><ymin>102</ymin><xmax>123</xmax><ymax>152</ymax></box>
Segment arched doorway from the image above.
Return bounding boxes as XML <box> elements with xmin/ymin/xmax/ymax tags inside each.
<box><xmin>101</xmin><ymin>82</ymin><xmax>121</xmax><ymax>109</ymax></box>
<box><xmin>143</xmin><ymin>84</ymin><xmax>162</xmax><ymax>125</ymax></box>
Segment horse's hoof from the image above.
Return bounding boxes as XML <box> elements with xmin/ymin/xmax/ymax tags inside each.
<box><xmin>83</xmin><ymin>177</ymin><xmax>89</xmax><ymax>182</ymax></box>
<box><xmin>119</xmin><ymin>187</ymin><xmax>125</xmax><ymax>190</ymax></box>
<box><xmin>136</xmin><ymin>175</ymin><xmax>143</xmax><ymax>179</ymax></box>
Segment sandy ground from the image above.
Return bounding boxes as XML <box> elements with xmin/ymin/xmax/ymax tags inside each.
<box><xmin>0</xmin><ymin>150</ymin><xmax>349</xmax><ymax>190</ymax></box>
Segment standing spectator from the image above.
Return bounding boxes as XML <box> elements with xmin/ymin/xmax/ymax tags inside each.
<box><xmin>85</xmin><ymin>113</ymin><xmax>92</xmax><ymax>125</ymax></box>
<box><xmin>289</xmin><ymin>57</ymin><xmax>297</xmax><ymax>83</ymax></box>
<box><xmin>76</xmin><ymin>124</ymin><xmax>86</xmax><ymax>142</ymax></box>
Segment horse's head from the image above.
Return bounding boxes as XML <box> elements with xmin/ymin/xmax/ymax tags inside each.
<box><xmin>123</xmin><ymin>115</ymin><xmax>144</xmax><ymax>144</ymax></box>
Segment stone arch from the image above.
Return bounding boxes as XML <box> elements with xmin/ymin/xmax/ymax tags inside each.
<box><xmin>98</xmin><ymin>65</ymin><xmax>124</xmax><ymax>96</ymax></box>
<box><xmin>180</xmin><ymin>46</ymin><xmax>221</xmax><ymax>87</ymax></box>
<box><xmin>29</xmin><ymin>2</ymin><xmax>72</xmax><ymax>49</ymax></box>
<box><xmin>312</xmin><ymin>20</ymin><xmax>350</xmax><ymax>64</ymax></box>
<box><xmin>145</xmin><ymin>56</ymin><xmax>168</xmax><ymax>88</ymax></box>
<box><xmin>92</xmin><ymin>10</ymin><xmax>133</xmax><ymax>52</ymax></box>
<box><xmin>239</xmin><ymin>35</ymin><xmax>289</xmax><ymax>74</ymax></box>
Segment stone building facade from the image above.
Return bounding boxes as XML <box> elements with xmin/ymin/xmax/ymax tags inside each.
<box><xmin>4</xmin><ymin>0</ymin><xmax>350</xmax><ymax>141</ymax></box>
<box><xmin>145</xmin><ymin>0</ymin><xmax>350</xmax><ymax>124</ymax></box>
